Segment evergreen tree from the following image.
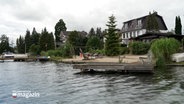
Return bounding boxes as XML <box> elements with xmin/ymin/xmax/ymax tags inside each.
<box><xmin>47</xmin><ymin>32</ymin><xmax>55</xmax><ymax>50</ymax></box>
<box><xmin>88</xmin><ymin>28</ymin><xmax>96</xmax><ymax>37</ymax></box>
<box><xmin>40</xmin><ymin>28</ymin><xmax>49</xmax><ymax>51</ymax></box>
<box><xmin>0</xmin><ymin>34</ymin><xmax>12</xmax><ymax>54</ymax></box>
<box><xmin>178</xmin><ymin>16</ymin><xmax>182</xmax><ymax>35</ymax></box>
<box><xmin>146</xmin><ymin>12</ymin><xmax>159</xmax><ymax>32</ymax></box>
<box><xmin>54</xmin><ymin>19</ymin><xmax>67</xmax><ymax>47</ymax></box>
<box><xmin>105</xmin><ymin>15</ymin><xmax>121</xmax><ymax>56</ymax></box>
<box><xmin>96</xmin><ymin>27</ymin><xmax>103</xmax><ymax>40</ymax></box>
<box><xmin>31</xmin><ymin>27</ymin><xmax>40</xmax><ymax>45</ymax></box>
<box><xmin>175</xmin><ymin>16</ymin><xmax>182</xmax><ymax>35</ymax></box>
<box><xmin>25</xmin><ymin>30</ymin><xmax>31</xmax><ymax>53</ymax></box>
<box><xmin>175</xmin><ymin>16</ymin><xmax>179</xmax><ymax>34</ymax></box>
<box><xmin>40</xmin><ymin>28</ymin><xmax>55</xmax><ymax>51</ymax></box>
<box><xmin>16</xmin><ymin>36</ymin><xmax>25</xmax><ymax>53</ymax></box>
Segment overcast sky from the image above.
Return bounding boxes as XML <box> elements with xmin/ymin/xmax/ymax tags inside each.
<box><xmin>0</xmin><ymin>0</ymin><xmax>184</xmax><ymax>42</ymax></box>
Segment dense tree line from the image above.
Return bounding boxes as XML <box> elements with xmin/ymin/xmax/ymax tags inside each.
<box><xmin>16</xmin><ymin>27</ymin><xmax>55</xmax><ymax>54</ymax></box>
<box><xmin>39</xmin><ymin>28</ymin><xmax>55</xmax><ymax>51</ymax></box>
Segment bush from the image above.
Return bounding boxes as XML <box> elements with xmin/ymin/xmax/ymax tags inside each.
<box><xmin>61</xmin><ymin>42</ymin><xmax>74</xmax><ymax>58</ymax></box>
<box><xmin>40</xmin><ymin>42</ymin><xmax>74</xmax><ymax>58</ymax></box>
<box><xmin>40</xmin><ymin>51</ymin><xmax>47</xmax><ymax>56</ymax></box>
<box><xmin>129</xmin><ymin>41</ymin><xmax>150</xmax><ymax>55</ymax></box>
<box><xmin>88</xmin><ymin>49</ymin><xmax>105</xmax><ymax>55</ymax></box>
<box><xmin>29</xmin><ymin>44</ymin><xmax>40</xmax><ymax>55</ymax></box>
<box><xmin>151</xmin><ymin>38</ymin><xmax>180</xmax><ymax>63</ymax></box>
<box><xmin>120</xmin><ymin>47</ymin><xmax>129</xmax><ymax>55</ymax></box>
<box><xmin>121</xmin><ymin>44</ymin><xmax>127</xmax><ymax>47</ymax></box>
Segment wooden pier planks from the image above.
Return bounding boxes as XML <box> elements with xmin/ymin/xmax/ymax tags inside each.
<box><xmin>73</xmin><ymin>63</ymin><xmax>154</xmax><ymax>73</ymax></box>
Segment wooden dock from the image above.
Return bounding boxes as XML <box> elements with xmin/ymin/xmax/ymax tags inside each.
<box><xmin>73</xmin><ymin>63</ymin><xmax>154</xmax><ymax>73</ymax></box>
<box><xmin>0</xmin><ymin>57</ymin><xmax>49</xmax><ymax>62</ymax></box>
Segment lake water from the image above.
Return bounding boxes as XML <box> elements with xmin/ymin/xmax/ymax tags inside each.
<box><xmin>0</xmin><ymin>62</ymin><xmax>184</xmax><ymax>104</ymax></box>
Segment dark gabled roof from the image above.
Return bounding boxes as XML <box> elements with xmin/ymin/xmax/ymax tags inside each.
<box><xmin>122</xmin><ymin>13</ymin><xmax>168</xmax><ymax>31</ymax></box>
<box><xmin>60</xmin><ymin>31</ymin><xmax>87</xmax><ymax>37</ymax></box>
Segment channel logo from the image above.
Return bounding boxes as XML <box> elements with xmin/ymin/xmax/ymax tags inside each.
<box><xmin>12</xmin><ymin>90</ymin><xmax>40</xmax><ymax>98</ymax></box>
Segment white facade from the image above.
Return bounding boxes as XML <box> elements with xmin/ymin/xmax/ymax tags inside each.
<box><xmin>121</xmin><ymin>29</ymin><xmax>146</xmax><ymax>44</ymax></box>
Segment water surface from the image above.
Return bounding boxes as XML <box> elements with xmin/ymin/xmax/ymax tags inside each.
<box><xmin>0</xmin><ymin>62</ymin><xmax>184</xmax><ymax>104</ymax></box>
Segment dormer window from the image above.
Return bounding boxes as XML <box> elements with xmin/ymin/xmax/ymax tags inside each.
<box><xmin>138</xmin><ymin>20</ymin><xmax>142</xmax><ymax>27</ymax></box>
<box><xmin>124</xmin><ymin>23</ymin><xmax>128</xmax><ymax>29</ymax></box>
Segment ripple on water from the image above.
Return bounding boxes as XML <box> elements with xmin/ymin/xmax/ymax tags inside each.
<box><xmin>1</xmin><ymin>63</ymin><xmax>184</xmax><ymax>104</ymax></box>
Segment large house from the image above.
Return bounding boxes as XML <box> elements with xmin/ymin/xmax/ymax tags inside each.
<box><xmin>56</xmin><ymin>31</ymin><xmax>87</xmax><ymax>47</ymax></box>
<box><xmin>121</xmin><ymin>12</ymin><xmax>168</xmax><ymax>44</ymax></box>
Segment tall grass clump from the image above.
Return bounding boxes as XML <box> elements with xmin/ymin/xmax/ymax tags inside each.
<box><xmin>151</xmin><ymin>38</ymin><xmax>180</xmax><ymax>66</ymax></box>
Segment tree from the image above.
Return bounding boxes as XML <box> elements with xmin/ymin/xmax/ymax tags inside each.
<box><xmin>29</xmin><ymin>44</ymin><xmax>40</xmax><ymax>55</ymax></box>
<box><xmin>0</xmin><ymin>34</ymin><xmax>12</xmax><ymax>54</ymax></box>
<box><xmin>105</xmin><ymin>15</ymin><xmax>121</xmax><ymax>56</ymax></box>
<box><xmin>88</xmin><ymin>28</ymin><xmax>96</xmax><ymax>37</ymax></box>
<box><xmin>40</xmin><ymin>28</ymin><xmax>55</xmax><ymax>51</ymax></box>
<box><xmin>86</xmin><ymin>36</ymin><xmax>103</xmax><ymax>51</ymax></box>
<box><xmin>16</xmin><ymin>36</ymin><xmax>25</xmax><ymax>53</ymax></box>
<box><xmin>54</xmin><ymin>19</ymin><xmax>67</xmax><ymax>47</ymax></box>
<box><xmin>25</xmin><ymin>30</ymin><xmax>31</xmax><ymax>53</ymax></box>
<box><xmin>68</xmin><ymin>31</ymin><xmax>87</xmax><ymax>54</ymax></box>
<box><xmin>47</xmin><ymin>32</ymin><xmax>55</xmax><ymax>50</ymax></box>
<box><xmin>96</xmin><ymin>27</ymin><xmax>103</xmax><ymax>41</ymax></box>
<box><xmin>175</xmin><ymin>16</ymin><xmax>182</xmax><ymax>35</ymax></box>
<box><xmin>31</xmin><ymin>27</ymin><xmax>40</xmax><ymax>45</ymax></box>
<box><xmin>146</xmin><ymin>12</ymin><xmax>159</xmax><ymax>32</ymax></box>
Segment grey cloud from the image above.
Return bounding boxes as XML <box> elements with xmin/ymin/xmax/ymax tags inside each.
<box><xmin>12</xmin><ymin>3</ymin><xmax>50</xmax><ymax>21</ymax></box>
<box><xmin>1</xmin><ymin>0</ymin><xmax>184</xmax><ymax>43</ymax></box>
<box><xmin>0</xmin><ymin>0</ymin><xmax>21</xmax><ymax>5</ymax></box>
<box><xmin>0</xmin><ymin>0</ymin><xmax>50</xmax><ymax>22</ymax></box>
<box><xmin>13</xmin><ymin>6</ymin><xmax>50</xmax><ymax>21</ymax></box>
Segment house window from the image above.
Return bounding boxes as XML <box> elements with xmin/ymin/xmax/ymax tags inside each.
<box><xmin>130</xmin><ymin>32</ymin><xmax>132</xmax><ymax>38</ymax></box>
<box><xmin>127</xmin><ymin>32</ymin><xmax>129</xmax><ymax>38</ymax></box>
<box><xmin>133</xmin><ymin>31</ymin><xmax>136</xmax><ymax>37</ymax></box>
<box><xmin>124</xmin><ymin>23</ymin><xmax>128</xmax><ymax>29</ymax></box>
<box><xmin>138</xmin><ymin>20</ymin><xmax>142</xmax><ymax>27</ymax></box>
<box><xmin>137</xmin><ymin>30</ymin><xmax>140</xmax><ymax>36</ymax></box>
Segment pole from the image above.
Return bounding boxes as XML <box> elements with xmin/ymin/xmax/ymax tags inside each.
<box><xmin>25</xmin><ymin>44</ymin><xmax>26</xmax><ymax>54</ymax></box>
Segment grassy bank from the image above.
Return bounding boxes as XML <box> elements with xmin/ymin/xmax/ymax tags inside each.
<box><xmin>49</xmin><ymin>56</ymin><xmax>63</xmax><ymax>62</ymax></box>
